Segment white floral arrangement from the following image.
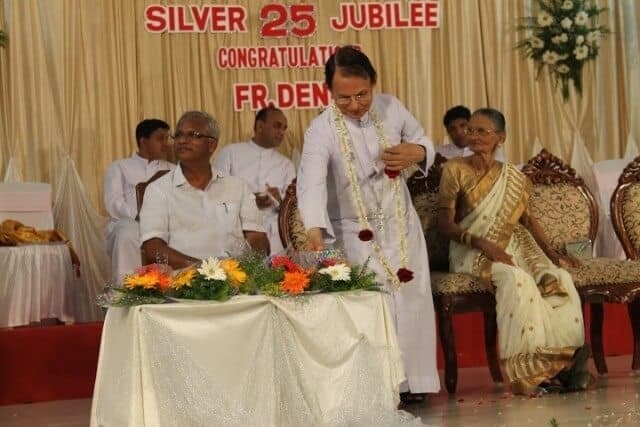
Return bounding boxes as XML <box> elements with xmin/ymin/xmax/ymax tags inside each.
<box><xmin>516</xmin><ymin>0</ymin><xmax>609</xmax><ymax>100</ymax></box>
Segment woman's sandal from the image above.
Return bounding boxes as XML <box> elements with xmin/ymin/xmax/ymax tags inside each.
<box><xmin>399</xmin><ymin>392</ymin><xmax>427</xmax><ymax>405</ymax></box>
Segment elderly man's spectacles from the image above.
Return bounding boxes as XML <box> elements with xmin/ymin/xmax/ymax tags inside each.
<box><xmin>464</xmin><ymin>127</ymin><xmax>499</xmax><ymax>136</ymax></box>
<box><xmin>171</xmin><ymin>130</ymin><xmax>216</xmax><ymax>141</ymax></box>
<box><xmin>334</xmin><ymin>92</ymin><xmax>372</xmax><ymax>106</ymax></box>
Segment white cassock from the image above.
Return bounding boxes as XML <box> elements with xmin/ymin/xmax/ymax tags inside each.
<box><xmin>104</xmin><ymin>153</ymin><xmax>174</xmax><ymax>281</ymax></box>
<box><xmin>297</xmin><ymin>94</ymin><xmax>441</xmax><ymax>394</ymax></box>
<box><xmin>215</xmin><ymin>140</ymin><xmax>296</xmax><ymax>254</ymax></box>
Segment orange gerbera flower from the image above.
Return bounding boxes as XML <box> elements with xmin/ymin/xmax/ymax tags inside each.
<box><xmin>124</xmin><ymin>264</ymin><xmax>172</xmax><ymax>291</ymax></box>
<box><xmin>279</xmin><ymin>271</ymin><xmax>310</xmax><ymax>295</ymax></box>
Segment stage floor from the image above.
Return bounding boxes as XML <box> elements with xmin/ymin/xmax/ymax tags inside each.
<box><xmin>1</xmin><ymin>355</ymin><xmax>638</xmax><ymax>426</ymax></box>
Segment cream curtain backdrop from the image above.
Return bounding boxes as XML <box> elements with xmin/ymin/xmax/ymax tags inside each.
<box><xmin>0</xmin><ymin>0</ymin><xmax>638</xmax><ymax>315</ymax></box>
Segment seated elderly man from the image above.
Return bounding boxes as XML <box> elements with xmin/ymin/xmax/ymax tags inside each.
<box><xmin>104</xmin><ymin>119</ymin><xmax>174</xmax><ymax>281</ymax></box>
<box><xmin>140</xmin><ymin>111</ymin><xmax>269</xmax><ymax>269</ymax></box>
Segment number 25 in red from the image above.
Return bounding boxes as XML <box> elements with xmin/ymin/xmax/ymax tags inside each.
<box><xmin>260</xmin><ymin>4</ymin><xmax>316</xmax><ymax>38</ymax></box>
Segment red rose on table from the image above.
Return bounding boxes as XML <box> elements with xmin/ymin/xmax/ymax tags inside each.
<box><xmin>320</xmin><ymin>259</ymin><xmax>337</xmax><ymax>267</ymax></box>
<box><xmin>358</xmin><ymin>229</ymin><xmax>374</xmax><ymax>241</ymax></box>
<box><xmin>397</xmin><ymin>268</ymin><xmax>414</xmax><ymax>283</ymax></box>
<box><xmin>384</xmin><ymin>167</ymin><xmax>401</xmax><ymax>179</ymax></box>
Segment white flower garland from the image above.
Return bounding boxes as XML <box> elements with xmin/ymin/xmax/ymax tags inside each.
<box><xmin>332</xmin><ymin>103</ymin><xmax>410</xmax><ymax>289</ymax></box>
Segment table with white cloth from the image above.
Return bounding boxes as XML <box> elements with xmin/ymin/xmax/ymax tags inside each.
<box><xmin>0</xmin><ymin>244</ymin><xmax>76</xmax><ymax>327</ymax></box>
<box><xmin>90</xmin><ymin>292</ymin><xmax>421</xmax><ymax>427</ymax></box>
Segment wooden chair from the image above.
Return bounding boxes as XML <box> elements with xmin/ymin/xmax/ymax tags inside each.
<box><xmin>523</xmin><ymin>149</ymin><xmax>640</xmax><ymax>374</ymax></box>
<box><xmin>609</xmin><ymin>155</ymin><xmax>640</xmax><ymax>370</ymax></box>
<box><xmin>134</xmin><ymin>170</ymin><xmax>170</xmax><ymax>221</ymax></box>
<box><xmin>134</xmin><ymin>169</ymin><xmax>170</xmax><ymax>264</ymax></box>
<box><xmin>277</xmin><ymin>178</ymin><xmax>311</xmax><ymax>251</ymax></box>
<box><xmin>408</xmin><ymin>153</ymin><xmax>503</xmax><ymax>394</ymax></box>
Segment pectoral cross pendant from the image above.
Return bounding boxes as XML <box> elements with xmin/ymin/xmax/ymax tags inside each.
<box><xmin>373</xmin><ymin>208</ymin><xmax>385</xmax><ymax>231</ymax></box>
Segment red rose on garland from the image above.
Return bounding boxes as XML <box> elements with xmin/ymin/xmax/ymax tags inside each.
<box><xmin>384</xmin><ymin>167</ymin><xmax>401</xmax><ymax>179</ymax></box>
<box><xmin>397</xmin><ymin>268</ymin><xmax>414</xmax><ymax>283</ymax></box>
<box><xmin>358</xmin><ymin>229</ymin><xmax>374</xmax><ymax>241</ymax></box>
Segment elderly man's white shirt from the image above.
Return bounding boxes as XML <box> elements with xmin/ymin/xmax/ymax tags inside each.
<box><xmin>104</xmin><ymin>153</ymin><xmax>174</xmax><ymax>280</ymax></box>
<box><xmin>214</xmin><ymin>140</ymin><xmax>296</xmax><ymax>254</ymax></box>
<box><xmin>139</xmin><ymin>165</ymin><xmax>264</xmax><ymax>260</ymax></box>
<box><xmin>296</xmin><ymin>94</ymin><xmax>440</xmax><ymax>394</ymax></box>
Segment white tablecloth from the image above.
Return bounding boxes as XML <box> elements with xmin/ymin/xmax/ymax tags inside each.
<box><xmin>0</xmin><ymin>244</ymin><xmax>76</xmax><ymax>327</ymax></box>
<box><xmin>90</xmin><ymin>292</ymin><xmax>421</xmax><ymax>427</ymax></box>
<box><xmin>593</xmin><ymin>159</ymin><xmax>628</xmax><ymax>259</ymax></box>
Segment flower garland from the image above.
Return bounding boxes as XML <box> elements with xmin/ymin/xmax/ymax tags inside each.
<box><xmin>515</xmin><ymin>0</ymin><xmax>609</xmax><ymax>101</ymax></box>
<box><xmin>332</xmin><ymin>103</ymin><xmax>412</xmax><ymax>289</ymax></box>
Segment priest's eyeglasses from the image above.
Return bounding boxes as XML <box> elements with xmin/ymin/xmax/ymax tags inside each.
<box><xmin>464</xmin><ymin>127</ymin><xmax>499</xmax><ymax>137</ymax></box>
<box><xmin>171</xmin><ymin>130</ymin><xmax>217</xmax><ymax>142</ymax></box>
<box><xmin>334</xmin><ymin>91</ymin><xmax>372</xmax><ymax>106</ymax></box>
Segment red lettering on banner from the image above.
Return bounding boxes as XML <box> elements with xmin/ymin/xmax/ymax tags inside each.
<box><xmin>277</xmin><ymin>84</ymin><xmax>295</xmax><ymax>109</ymax></box>
<box><xmin>143</xmin><ymin>5</ymin><xmax>247</xmax><ymax>33</ymax></box>
<box><xmin>177</xmin><ymin>7</ymin><xmax>194</xmax><ymax>32</ymax></box>
<box><xmin>233</xmin><ymin>83</ymin><xmax>268</xmax><ymax>111</ymax></box>
<box><xmin>369</xmin><ymin>4</ymin><xmax>383</xmax><ymax>30</ymax></box>
<box><xmin>390</xmin><ymin>3</ymin><xmax>409</xmax><ymax>27</ymax></box>
<box><xmin>191</xmin><ymin>6</ymin><xmax>210</xmax><ymax>31</ymax></box>
<box><xmin>424</xmin><ymin>2</ymin><xmax>439</xmax><ymax>27</ymax></box>
<box><xmin>329</xmin><ymin>1</ymin><xmax>440</xmax><ymax>31</ymax></box>
<box><xmin>145</xmin><ymin>6</ymin><xmax>166</xmax><ymax>33</ymax></box>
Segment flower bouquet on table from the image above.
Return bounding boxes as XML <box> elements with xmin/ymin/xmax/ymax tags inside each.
<box><xmin>98</xmin><ymin>263</ymin><xmax>173</xmax><ymax>307</ymax></box>
<box><xmin>265</xmin><ymin>249</ymin><xmax>383</xmax><ymax>296</ymax></box>
<box><xmin>98</xmin><ymin>249</ymin><xmax>383</xmax><ymax>306</ymax></box>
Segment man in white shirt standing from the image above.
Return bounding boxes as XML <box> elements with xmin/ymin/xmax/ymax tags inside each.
<box><xmin>140</xmin><ymin>111</ymin><xmax>269</xmax><ymax>269</ymax></box>
<box><xmin>104</xmin><ymin>119</ymin><xmax>174</xmax><ymax>281</ymax></box>
<box><xmin>436</xmin><ymin>105</ymin><xmax>473</xmax><ymax>159</ymax></box>
<box><xmin>214</xmin><ymin>106</ymin><xmax>296</xmax><ymax>254</ymax></box>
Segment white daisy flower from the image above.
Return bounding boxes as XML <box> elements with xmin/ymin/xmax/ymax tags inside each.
<box><xmin>574</xmin><ymin>11</ymin><xmax>589</xmax><ymax>26</ymax></box>
<box><xmin>561</xmin><ymin>17</ymin><xmax>573</xmax><ymax>29</ymax></box>
<box><xmin>198</xmin><ymin>257</ymin><xmax>227</xmax><ymax>281</ymax></box>
<box><xmin>318</xmin><ymin>264</ymin><xmax>351</xmax><ymax>282</ymax></box>
<box><xmin>561</xmin><ymin>0</ymin><xmax>574</xmax><ymax>10</ymax></box>
<box><xmin>586</xmin><ymin>30</ymin><xmax>601</xmax><ymax>43</ymax></box>
<box><xmin>542</xmin><ymin>50</ymin><xmax>561</xmax><ymax>65</ymax></box>
<box><xmin>537</xmin><ymin>12</ymin><xmax>554</xmax><ymax>27</ymax></box>
<box><xmin>531</xmin><ymin>37</ymin><xmax>544</xmax><ymax>48</ymax></box>
<box><xmin>573</xmin><ymin>45</ymin><xmax>589</xmax><ymax>60</ymax></box>
<box><xmin>576</xmin><ymin>35</ymin><xmax>585</xmax><ymax>45</ymax></box>
<box><xmin>556</xmin><ymin>64</ymin><xmax>571</xmax><ymax>74</ymax></box>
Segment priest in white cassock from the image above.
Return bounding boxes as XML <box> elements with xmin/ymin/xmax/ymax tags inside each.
<box><xmin>297</xmin><ymin>45</ymin><xmax>440</xmax><ymax>402</ymax></box>
<box><xmin>214</xmin><ymin>106</ymin><xmax>296</xmax><ymax>254</ymax></box>
<box><xmin>104</xmin><ymin>119</ymin><xmax>174</xmax><ymax>281</ymax></box>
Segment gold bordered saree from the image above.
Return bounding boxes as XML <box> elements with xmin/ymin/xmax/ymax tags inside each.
<box><xmin>439</xmin><ymin>160</ymin><xmax>585</xmax><ymax>394</ymax></box>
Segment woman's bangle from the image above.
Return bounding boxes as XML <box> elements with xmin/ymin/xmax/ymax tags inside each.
<box><xmin>460</xmin><ymin>231</ymin><xmax>474</xmax><ymax>246</ymax></box>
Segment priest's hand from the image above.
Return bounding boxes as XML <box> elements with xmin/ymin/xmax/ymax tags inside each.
<box><xmin>265</xmin><ymin>185</ymin><xmax>282</xmax><ymax>204</ymax></box>
<box><xmin>254</xmin><ymin>192</ymin><xmax>273</xmax><ymax>209</ymax></box>
<box><xmin>381</xmin><ymin>143</ymin><xmax>426</xmax><ymax>171</ymax></box>
<box><xmin>306</xmin><ymin>227</ymin><xmax>324</xmax><ymax>251</ymax></box>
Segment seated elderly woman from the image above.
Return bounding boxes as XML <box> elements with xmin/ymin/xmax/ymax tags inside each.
<box><xmin>437</xmin><ymin>108</ymin><xmax>592</xmax><ymax>395</ymax></box>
